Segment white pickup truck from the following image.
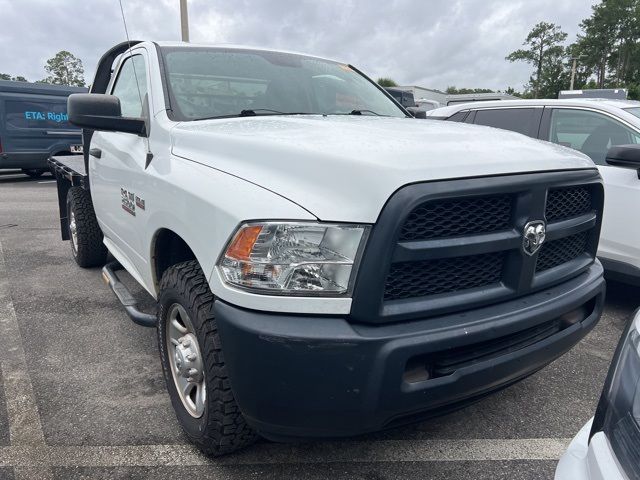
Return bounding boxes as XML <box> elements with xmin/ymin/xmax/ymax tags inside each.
<box><xmin>50</xmin><ymin>40</ymin><xmax>606</xmax><ymax>455</ymax></box>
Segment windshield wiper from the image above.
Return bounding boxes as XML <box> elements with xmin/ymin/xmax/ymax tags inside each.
<box><xmin>324</xmin><ymin>110</ymin><xmax>385</xmax><ymax>116</ymax></box>
<box><xmin>193</xmin><ymin>109</ymin><xmax>314</xmax><ymax>121</ymax></box>
<box><xmin>240</xmin><ymin>109</ymin><xmax>286</xmax><ymax>116</ymax></box>
<box><xmin>349</xmin><ymin>109</ymin><xmax>381</xmax><ymax>116</ymax></box>
<box><xmin>239</xmin><ymin>109</ymin><xmax>313</xmax><ymax>116</ymax></box>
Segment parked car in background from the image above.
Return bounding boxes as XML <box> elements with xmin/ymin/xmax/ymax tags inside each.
<box><xmin>415</xmin><ymin>98</ymin><xmax>441</xmax><ymax>111</ymax></box>
<box><xmin>428</xmin><ymin>99</ymin><xmax>640</xmax><ymax>286</ymax></box>
<box><xmin>385</xmin><ymin>87</ymin><xmax>417</xmax><ymax>109</ymax></box>
<box><xmin>555</xmin><ymin>308</ymin><xmax>640</xmax><ymax>480</ymax></box>
<box><xmin>0</xmin><ymin>80</ymin><xmax>86</xmax><ymax>177</ymax></box>
<box><xmin>384</xmin><ymin>88</ymin><xmax>428</xmax><ymax>117</ymax></box>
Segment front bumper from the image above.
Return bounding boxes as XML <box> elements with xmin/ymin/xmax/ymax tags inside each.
<box><xmin>555</xmin><ymin>418</ymin><xmax>626</xmax><ymax>480</ymax></box>
<box><xmin>215</xmin><ymin>262</ymin><xmax>605</xmax><ymax>440</ymax></box>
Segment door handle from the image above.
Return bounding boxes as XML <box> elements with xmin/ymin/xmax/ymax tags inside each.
<box><xmin>89</xmin><ymin>148</ymin><xmax>102</xmax><ymax>158</ymax></box>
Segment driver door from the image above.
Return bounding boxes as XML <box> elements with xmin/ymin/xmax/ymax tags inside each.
<box><xmin>89</xmin><ymin>50</ymin><xmax>150</xmax><ymax>278</ymax></box>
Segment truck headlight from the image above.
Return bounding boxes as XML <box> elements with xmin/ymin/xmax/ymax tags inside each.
<box><xmin>592</xmin><ymin>310</ymin><xmax>640</xmax><ymax>476</ymax></box>
<box><xmin>218</xmin><ymin>222</ymin><xmax>369</xmax><ymax>295</ymax></box>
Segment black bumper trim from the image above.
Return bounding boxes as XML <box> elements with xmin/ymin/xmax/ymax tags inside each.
<box><xmin>599</xmin><ymin>256</ymin><xmax>640</xmax><ymax>286</ymax></box>
<box><xmin>214</xmin><ymin>262</ymin><xmax>605</xmax><ymax>440</ymax></box>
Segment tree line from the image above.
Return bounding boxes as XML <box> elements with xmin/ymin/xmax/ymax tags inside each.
<box><xmin>378</xmin><ymin>0</ymin><xmax>640</xmax><ymax>100</ymax></box>
<box><xmin>506</xmin><ymin>0</ymin><xmax>640</xmax><ymax>99</ymax></box>
<box><xmin>1</xmin><ymin>50</ymin><xmax>86</xmax><ymax>87</ymax></box>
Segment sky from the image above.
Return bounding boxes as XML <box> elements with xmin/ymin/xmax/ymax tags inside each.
<box><xmin>0</xmin><ymin>0</ymin><xmax>599</xmax><ymax>92</ymax></box>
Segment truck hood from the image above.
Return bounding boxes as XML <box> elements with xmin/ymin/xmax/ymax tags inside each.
<box><xmin>171</xmin><ymin>115</ymin><xmax>596</xmax><ymax>223</ymax></box>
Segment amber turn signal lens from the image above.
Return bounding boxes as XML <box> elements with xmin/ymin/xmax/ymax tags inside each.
<box><xmin>225</xmin><ymin>225</ymin><xmax>263</xmax><ymax>260</ymax></box>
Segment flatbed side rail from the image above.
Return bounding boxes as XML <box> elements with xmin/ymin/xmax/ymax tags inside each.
<box><xmin>48</xmin><ymin>155</ymin><xmax>88</xmax><ymax>241</ymax></box>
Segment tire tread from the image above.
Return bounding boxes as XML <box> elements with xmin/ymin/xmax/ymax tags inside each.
<box><xmin>157</xmin><ymin>260</ymin><xmax>257</xmax><ymax>456</ymax></box>
<box><xmin>67</xmin><ymin>187</ymin><xmax>108</xmax><ymax>267</ymax></box>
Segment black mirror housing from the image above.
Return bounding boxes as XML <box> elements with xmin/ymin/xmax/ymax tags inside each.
<box><xmin>606</xmin><ymin>144</ymin><xmax>640</xmax><ymax>178</ymax></box>
<box><xmin>68</xmin><ymin>93</ymin><xmax>146</xmax><ymax>136</ymax></box>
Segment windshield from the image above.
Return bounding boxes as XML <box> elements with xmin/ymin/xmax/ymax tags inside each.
<box><xmin>624</xmin><ymin>107</ymin><xmax>640</xmax><ymax>119</ymax></box>
<box><xmin>161</xmin><ymin>47</ymin><xmax>407</xmax><ymax>120</ymax></box>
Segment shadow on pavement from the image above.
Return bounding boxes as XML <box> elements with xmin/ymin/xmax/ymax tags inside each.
<box><xmin>0</xmin><ymin>170</ymin><xmax>54</xmax><ymax>184</ymax></box>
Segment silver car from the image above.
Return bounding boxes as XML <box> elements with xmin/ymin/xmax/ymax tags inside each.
<box><xmin>555</xmin><ymin>308</ymin><xmax>640</xmax><ymax>480</ymax></box>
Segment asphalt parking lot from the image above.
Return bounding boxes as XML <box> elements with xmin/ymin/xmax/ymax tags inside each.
<box><xmin>0</xmin><ymin>169</ymin><xmax>637</xmax><ymax>480</ymax></box>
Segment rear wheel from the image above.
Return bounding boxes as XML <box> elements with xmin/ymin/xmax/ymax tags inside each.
<box><xmin>157</xmin><ymin>260</ymin><xmax>258</xmax><ymax>456</ymax></box>
<box><xmin>22</xmin><ymin>168</ymin><xmax>46</xmax><ymax>178</ymax></box>
<box><xmin>66</xmin><ymin>187</ymin><xmax>108</xmax><ymax>267</ymax></box>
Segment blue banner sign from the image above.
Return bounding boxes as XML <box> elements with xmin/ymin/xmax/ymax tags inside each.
<box><xmin>24</xmin><ymin>111</ymin><xmax>68</xmax><ymax>123</ymax></box>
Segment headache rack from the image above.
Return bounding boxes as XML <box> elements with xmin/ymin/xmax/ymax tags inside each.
<box><xmin>351</xmin><ymin>170</ymin><xmax>604</xmax><ymax>324</ymax></box>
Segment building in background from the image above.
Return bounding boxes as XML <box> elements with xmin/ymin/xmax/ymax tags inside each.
<box><xmin>393</xmin><ymin>86</ymin><xmax>519</xmax><ymax>109</ymax></box>
<box><xmin>394</xmin><ymin>86</ymin><xmax>447</xmax><ymax>109</ymax></box>
<box><xmin>445</xmin><ymin>92</ymin><xmax>519</xmax><ymax>105</ymax></box>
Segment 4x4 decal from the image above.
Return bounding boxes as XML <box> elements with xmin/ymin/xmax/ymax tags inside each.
<box><xmin>121</xmin><ymin>188</ymin><xmax>145</xmax><ymax>216</ymax></box>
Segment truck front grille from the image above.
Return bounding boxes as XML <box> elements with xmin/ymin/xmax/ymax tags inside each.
<box><xmin>351</xmin><ymin>171</ymin><xmax>604</xmax><ymax>324</ymax></box>
<box><xmin>545</xmin><ymin>186</ymin><xmax>592</xmax><ymax>222</ymax></box>
<box><xmin>384</xmin><ymin>252</ymin><xmax>505</xmax><ymax>300</ymax></box>
<box><xmin>536</xmin><ymin>231</ymin><xmax>590</xmax><ymax>273</ymax></box>
<box><xmin>399</xmin><ymin>195</ymin><xmax>512</xmax><ymax>241</ymax></box>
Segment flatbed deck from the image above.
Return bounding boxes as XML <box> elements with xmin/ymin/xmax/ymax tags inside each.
<box><xmin>49</xmin><ymin>154</ymin><xmax>86</xmax><ymax>180</ymax></box>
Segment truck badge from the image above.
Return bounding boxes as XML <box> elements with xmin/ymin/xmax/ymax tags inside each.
<box><xmin>523</xmin><ymin>220</ymin><xmax>546</xmax><ymax>256</ymax></box>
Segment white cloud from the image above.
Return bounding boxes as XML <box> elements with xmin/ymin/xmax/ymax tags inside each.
<box><xmin>0</xmin><ymin>0</ymin><xmax>598</xmax><ymax>91</ymax></box>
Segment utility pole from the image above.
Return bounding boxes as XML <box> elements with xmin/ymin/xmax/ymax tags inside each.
<box><xmin>569</xmin><ymin>55</ymin><xmax>585</xmax><ymax>91</ymax></box>
<box><xmin>180</xmin><ymin>0</ymin><xmax>189</xmax><ymax>42</ymax></box>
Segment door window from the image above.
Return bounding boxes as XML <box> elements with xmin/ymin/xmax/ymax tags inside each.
<box><xmin>473</xmin><ymin>108</ymin><xmax>538</xmax><ymax>136</ymax></box>
<box><xmin>448</xmin><ymin>111</ymin><xmax>468</xmax><ymax>122</ymax></box>
<box><xmin>111</xmin><ymin>55</ymin><xmax>147</xmax><ymax>118</ymax></box>
<box><xmin>548</xmin><ymin>109</ymin><xmax>640</xmax><ymax>165</ymax></box>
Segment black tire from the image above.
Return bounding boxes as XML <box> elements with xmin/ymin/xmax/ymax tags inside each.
<box><xmin>22</xmin><ymin>168</ymin><xmax>46</xmax><ymax>178</ymax></box>
<box><xmin>66</xmin><ymin>187</ymin><xmax>108</xmax><ymax>268</ymax></box>
<box><xmin>157</xmin><ymin>260</ymin><xmax>258</xmax><ymax>456</ymax></box>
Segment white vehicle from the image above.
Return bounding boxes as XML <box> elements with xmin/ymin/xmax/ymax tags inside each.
<box><xmin>427</xmin><ymin>99</ymin><xmax>640</xmax><ymax>286</ymax></box>
<box><xmin>556</xmin><ymin>308</ymin><xmax>640</xmax><ymax>480</ymax></box>
<box><xmin>50</xmin><ymin>41</ymin><xmax>607</xmax><ymax>455</ymax></box>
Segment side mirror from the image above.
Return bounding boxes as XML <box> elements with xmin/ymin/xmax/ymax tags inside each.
<box><xmin>406</xmin><ymin>107</ymin><xmax>427</xmax><ymax>119</ymax></box>
<box><xmin>606</xmin><ymin>144</ymin><xmax>640</xmax><ymax>178</ymax></box>
<box><xmin>68</xmin><ymin>93</ymin><xmax>146</xmax><ymax>136</ymax></box>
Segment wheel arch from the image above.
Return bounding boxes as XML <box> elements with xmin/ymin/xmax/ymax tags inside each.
<box><xmin>151</xmin><ymin>228</ymin><xmax>199</xmax><ymax>290</ymax></box>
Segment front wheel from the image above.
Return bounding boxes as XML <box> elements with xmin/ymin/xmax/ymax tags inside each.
<box><xmin>157</xmin><ymin>260</ymin><xmax>258</xmax><ymax>456</ymax></box>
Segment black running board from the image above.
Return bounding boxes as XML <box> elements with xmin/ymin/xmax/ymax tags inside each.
<box><xmin>101</xmin><ymin>261</ymin><xmax>157</xmax><ymax>328</ymax></box>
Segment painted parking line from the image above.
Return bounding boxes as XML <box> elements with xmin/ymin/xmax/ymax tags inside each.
<box><xmin>0</xmin><ymin>241</ymin><xmax>52</xmax><ymax>480</ymax></box>
<box><xmin>0</xmin><ymin>437</ymin><xmax>571</xmax><ymax>468</ymax></box>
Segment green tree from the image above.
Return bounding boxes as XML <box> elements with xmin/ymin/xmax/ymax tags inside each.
<box><xmin>504</xmin><ymin>87</ymin><xmax>523</xmax><ymax>97</ymax></box>
<box><xmin>0</xmin><ymin>73</ymin><xmax>28</xmax><ymax>82</ymax></box>
<box><xmin>573</xmin><ymin>0</ymin><xmax>640</xmax><ymax>88</ymax></box>
<box><xmin>377</xmin><ymin>77</ymin><xmax>397</xmax><ymax>87</ymax></box>
<box><xmin>506</xmin><ymin>22</ymin><xmax>568</xmax><ymax>98</ymax></box>
<box><xmin>42</xmin><ymin>51</ymin><xmax>85</xmax><ymax>87</ymax></box>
